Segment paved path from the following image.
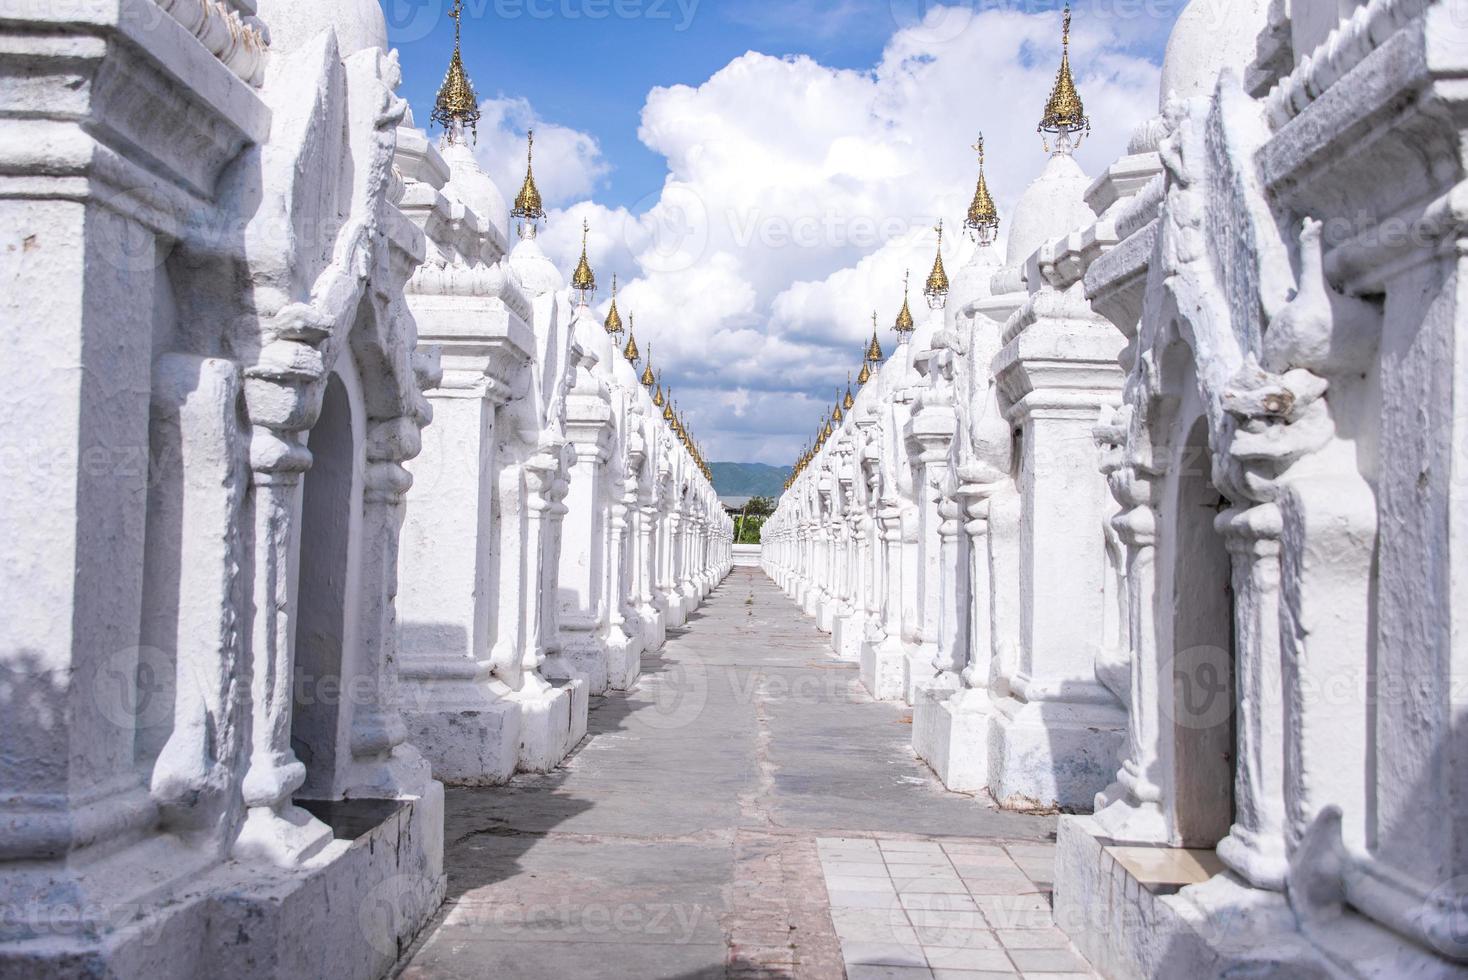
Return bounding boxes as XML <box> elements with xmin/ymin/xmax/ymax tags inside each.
<box><xmin>397</xmin><ymin>568</ymin><xmax>1096</xmax><ymax>979</ymax></box>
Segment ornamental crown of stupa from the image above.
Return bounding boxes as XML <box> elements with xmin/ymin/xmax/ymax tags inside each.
<box><xmin>894</xmin><ymin>271</ymin><xmax>915</xmax><ymax>332</ymax></box>
<box><xmin>866</xmin><ymin>312</ymin><xmax>884</xmax><ymax>361</ymax></box>
<box><xmin>431</xmin><ymin>0</ymin><xmax>481</xmax><ymax>141</ymax></box>
<box><xmin>965</xmin><ymin>135</ymin><xmax>1000</xmax><ymax>244</ymax></box>
<box><xmin>511</xmin><ymin>129</ymin><xmax>546</xmax><ymax>222</ymax></box>
<box><xmin>641</xmin><ymin>345</ymin><xmax>656</xmax><ymax>387</ymax></box>
<box><xmin>925</xmin><ymin>221</ymin><xmax>949</xmax><ymax>304</ymax></box>
<box><xmin>623</xmin><ymin>315</ymin><xmax>640</xmax><ymax>362</ymax></box>
<box><xmin>572</xmin><ymin>220</ymin><xmax>596</xmax><ymax>294</ymax></box>
<box><xmin>1038</xmin><ymin>3</ymin><xmax>1090</xmax><ymax>143</ymax></box>
<box><xmin>604</xmin><ymin>274</ymin><xmax>623</xmax><ymax>334</ymax></box>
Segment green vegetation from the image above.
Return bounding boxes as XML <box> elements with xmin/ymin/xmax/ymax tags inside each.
<box><xmin>734</xmin><ymin>496</ymin><xmax>775</xmax><ymax>544</ymax></box>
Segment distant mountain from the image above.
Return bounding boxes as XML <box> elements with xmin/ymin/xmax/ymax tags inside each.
<box><xmin>709</xmin><ymin>462</ymin><xmax>791</xmax><ymax>501</ymax></box>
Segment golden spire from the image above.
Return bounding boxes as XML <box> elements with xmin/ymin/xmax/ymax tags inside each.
<box><xmin>623</xmin><ymin>315</ymin><xmax>640</xmax><ymax>362</ymax></box>
<box><xmin>511</xmin><ymin>129</ymin><xmax>546</xmax><ymax>223</ymax></box>
<box><xmin>663</xmin><ymin>390</ymin><xmax>676</xmax><ymax>421</ymax></box>
<box><xmin>653</xmin><ymin>374</ymin><xmax>665</xmax><ymax>407</ymax></box>
<box><xmin>431</xmin><ymin>0</ymin><xmax>481</xmax><ymax>142</ymax></box>
<box><xmin>965</xmin><ymin>135</ymin><xmax>1001</xmax><ymax>245</ymax></box>
<box><xmin>641</xmin><ymin>344</ymin><xmax>656</xmax><ymax>387</ymax></box>
<box><xmin>1039</xmin><ymin>3</ymin><xmax>1090</xmax><ymax>151</ymax></box>
<box><xmin>833</xmin><ymin>390</ymin><xmax>844</xmax><ymax>424</ymax></box>
<box><xmin>571</xmin><ymin>219</ymin><xmax>596</xmax><ymax>295</ymax></box>
<box><xmin>894</xmin><ymin>270</ymin><xmax>915</xmax><ymax>333</ymax></box>
<box><xmin>925</xmin><ymin>220</ymin><xmax>949</xmax><ymax>308</ymax></box>
<box><xmin>866</xmin><ymin>312</ymin><xmax>884</xmax><ymax>362</ymax></box>
<box><xmin>857</xmin><ymin>359</ymin><xmax>871</xmax><ymax>386</ymax></box>
<box><xmin>843</xmin><ymin>373</ymin><xmax>855</xmax><ymax>410</ymax></box>
<box><xmin>604</xmin><ymin>273</ymin><xmax>623</xmax><ymax>334</ymax></box>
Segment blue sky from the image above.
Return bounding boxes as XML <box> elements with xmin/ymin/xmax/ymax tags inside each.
<box><xmin>385</xmin><ymin>0</ymin><xmax>1182</xmax><ymax>463</ymax></box>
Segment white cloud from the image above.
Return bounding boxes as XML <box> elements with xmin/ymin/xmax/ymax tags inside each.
<box><xmin>496</xmin><ymin>4</ymin><xmax>1166</xmax><ymax>464</ymax></box>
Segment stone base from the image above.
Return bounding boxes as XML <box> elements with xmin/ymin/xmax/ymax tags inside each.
<box><xmin>1054</xmin><ymin>815</ymin><xmax>1460</xmax><ymax>979</ymax></box>
<box><xmin>544</xmin><ymin>637</ymin><xmax>611</xmax><ymax>695</ymax></box>
<box><xmin>402</xmin><ymin>697</ymin><xmax>520</xmax><ymax>786</ymax></box>
<box><xmin>816</xmin><ymin>598</ymin><xmax>838</xmax><ymax>633</ymax></box>
<box><xmin>912</xmin><ymin>689</ymin><xmax>989</xmax><ymax>794</ymax></box>
<box><xmin>830</xmin><ymin>611</ymin><xmax>863</xmax><ymax>662</ymax></box>
<box><xmin>986</xmin><ymin>694</ymin><xmax>1125</xmax><ymax>810</ymax></box>
<box><xmin>666</xmin><ymin>594</ymin><xmax>689</xmax><ymax>629</ymax></box>
<box><xmin>642</xmin><ymin>609</ymin><xmax>666</xmax><ymax>653</ymax></box>
<box><xmin>0</xmin><ymin>791</ymin><xmax>445</xmax><ymax>980</ymax></box>
<box><xmin>515</xmin><ymin>678</ymin><xmax>589</xmax><ymax>774</ymax></box>
<box><xmin>860</xmin><ymin>636</ymin><xmax>906</xmax><ymax>701</ymax></box>
<box><xmin>904</xmin><ymin>645</ymin><xmax>942</xmax><ymax>704</ymax></box>
<box><xmin>607</xmin><ymin>634</ymin><xmax>643</xmax><ymax>691</ymax></box>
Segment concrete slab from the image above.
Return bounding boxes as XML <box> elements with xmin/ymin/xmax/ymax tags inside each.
<box><xmin>397</xmin><ymin>568</ymin><xmax>1063</xmax><ymax>979</ymax></box>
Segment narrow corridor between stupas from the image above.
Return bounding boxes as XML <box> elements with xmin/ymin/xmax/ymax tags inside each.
<box><xmin>398</xmin><ymin>567</ymin><xmax>1092</xmax><ymax>980</ymax></box>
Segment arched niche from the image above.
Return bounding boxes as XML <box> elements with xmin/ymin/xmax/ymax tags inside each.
<box><xmin>290</xmin><ymin>357</ymin><xmax>366</xmax><ymax>801</ymax></box>
<box><xmin>1158</xmin><ymin>359</ymin><xmax>1236</xmax><ymax>849</ymax></box>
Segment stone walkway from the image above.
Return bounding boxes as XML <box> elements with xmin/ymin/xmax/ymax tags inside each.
<box><xmin>396</xmin><ymin>568</ymin><xmax>1098</xmax><ymax>979</ymax></box>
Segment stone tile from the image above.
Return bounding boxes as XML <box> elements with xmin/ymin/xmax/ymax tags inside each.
<box><xmin>1006</xmin><ymin>948</ymin><xmax>1091</xmax><ymax>973</ymax></box>
<box><xmin>829</xmin><ymin>874</ymin><xmax>897</xmax><ymax>895</ymax></box>
<box><xmin>949</xmin><ymin>852</ymin><xmax>1022</xmax><ymax>870</ymax></box>
<box><xmin>881</xmin><ymin>839</ymin><xmax>948</xmax><ymax>854</ymax></box>
<box><xmin>831</xmin><ymin>909</ymin><xmax>920</xmax><ymax>946</ymax></box>
<box><xmin>901</xmin><ymin>892</ymin><xmax>980</xmax><ymax>912</ymax></box>
<box><xmin>824</xmin><ymin>860</ymin><xmax>894</xmax><ymax>878</ymax></box>
<box><xmin>905</xmin><ymin>908</ymin><xmax>988</xmax><ymax>932</ymax></box>
<box><xmin>843</xmin><ymin>941</ymin><xmax>929</xmax><ymax>967</ymax></box>
<box><xmin>923</xmin><ymin>946</ymin><xmax>1016</xmax><ymax>972</ymax></box>
<box><xmin>1103</xmin><ymin>845</ymin><xmax>1225</xmax><ymax>890</ymax></box>
<box><xmin>895</xmin><ymin>876</ymin><xmax>971</xmax><ymax>895</ymax></box>
<box><xmin>891</xmin><ymin>864</ymin><xmax>963</xmax><ymax>878</ymax></box>
<box><xmin>961</xmin><ymin>874</ymin><xmax>1046</xmax><ymax>896</ymax></box>
<box><xmin>975</xmin><ymin>895</ymin><xmax>1054</xmax><ymax>931</ymax></box>
<box><xmin>845</xmin><ymin>965</ymin><xmax>936</xmax><ymax>980</ymax></box>
<box><xmin>912</xmin><ymin>924</ymin><xmax>1002</xmax><ymax>949</ymax></box>
<box><xmin>995</xmin><ymin>928</ymin><xmax>1071</xmax><ymax>949</ymax></box>
<box><xmin>831</xmin><ymin>889</ymin><xmax>907</xmax><ymax>910</ymax></box>
<box><xmin>941</xmin><ymin>843</ymin><xmax>1012</xmax><ymax>857</ymax></box>
<box><xmin>930</xmin><ymin>971</ymin><xmax>1019</xmax><ymax>980</ymax></box>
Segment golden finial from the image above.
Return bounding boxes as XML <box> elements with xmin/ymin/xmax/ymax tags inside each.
<box><xmin>857</xmin><ymin>359</ymin><xmax>871</xmax><ymax>386</ymax></box>
<box><xmin>571</xmin><ymin>219</ymin><xmax>596</xmax><ymax>296</ymax></box>
<box><xmin>843</xmin><ymin>373</ymin><xmax>855</xmax><ymax>410</ymax></box>
<box><xmin>663</xmin><ymin>390</ymin><xmax>676</xmax><ymax>421</ymax></box>
<box><xmin>511</xmin><ymin>129</ymin><xmax>546</xmax><ymax>223</ymax></box>
<box><xmin>431</xmin><ymin>0</ymin><xmax>482</xmax><ymax>143</ymax></box>
<box><xmin>641</xmin><ymin>344</ymin><xmax>656</xmax><ymax>387</ymax></box>
<box><xmin>833</xmin><ymin>389</ymin><xmax>845</xmax><ymax>424</ymax></box>
<box><xmin>623</xmin><ymin>315</ymin><xmax>640</xmax><ymax>362</ymax></box>
<box><xmin>894</xmin><ymin>270</ymin><xmax>915</xmax><ymax>333</ymax></box>
<box><xmin>653</xmin><ymin>374</ymin><xmax>665</xmax><ymax>407</ymax></box>
<box><xmin>866</xmin><ymin>312</ymin><xmax>885</xmax><ymax>362</ymax></box>
<box><xmin>925</xmin><ymin>220</ymin><xmax>950</xmax><ymax>309</ymax></box>
<box><xmin>965</xmin><ymin>135</ymin><xmax>1001</xmax><ymax>245</ymax></box>
<box><xmin>1039</xmin><ymin>3</ymin><xmax>1090</xmax><ymax>152</ymax></box>
<box><xmin>823</xmin><ymin>418</ymin><xmax>834</xmax><ymax>440</ymax></box>
<box><xmin>604</xmin><ymin>273</ymin><xmax>623</xmax><ymax>334</ymax></box>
